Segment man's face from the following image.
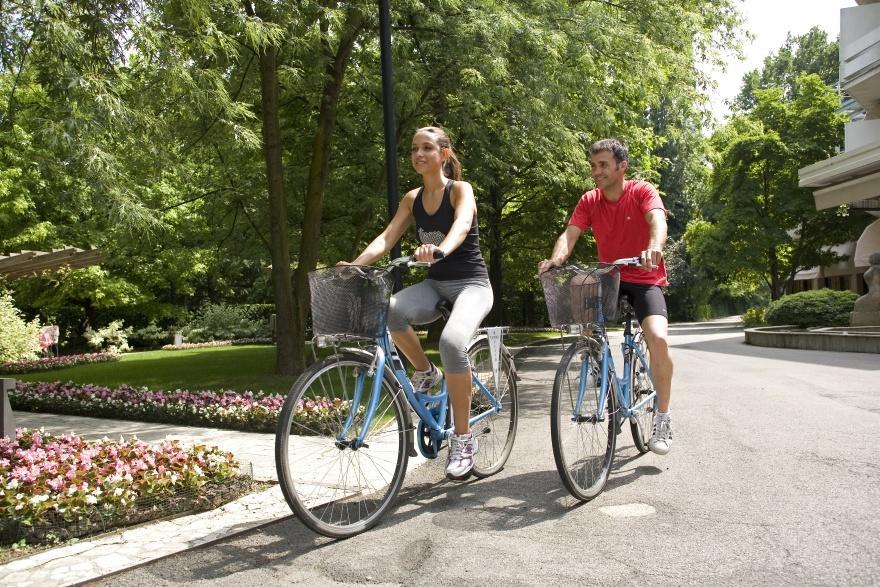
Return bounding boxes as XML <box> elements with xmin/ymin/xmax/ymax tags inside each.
<box><xmin>589</xmin><ymin>150</ymin><xmax>627</xmax><ymax>190</ymax></box>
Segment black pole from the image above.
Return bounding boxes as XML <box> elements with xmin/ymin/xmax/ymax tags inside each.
<box><xmin>379</xmin><ymin>0</ymin><xmax>402</xmax><ymax>275</ymax></box>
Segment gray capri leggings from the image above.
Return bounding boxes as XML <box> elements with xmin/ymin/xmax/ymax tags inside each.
<box><xmin>387</xmin><ymin>278</ymin><xmax>494</xmax><ymax>373</ymax></box>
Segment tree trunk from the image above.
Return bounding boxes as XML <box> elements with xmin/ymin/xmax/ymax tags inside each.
<box><xmin>485</xmin><ymin>183</ymin><xmax>504</xmax><ymax>325</ymax></box>
<box><xmin>257</xmin><ymin>43</ymin><xmax>298</xmax><ymax>375</ymax></box>
<box><xmin>290</xmin><ymin>9</ymin><xmax>364</xmax><ymax>370</ymax></box>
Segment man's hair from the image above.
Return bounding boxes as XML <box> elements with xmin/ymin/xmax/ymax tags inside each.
<box><xmin>589</xmin><ymin>138</ymin><xmax>628</xmax><ymax>165</ymax></box>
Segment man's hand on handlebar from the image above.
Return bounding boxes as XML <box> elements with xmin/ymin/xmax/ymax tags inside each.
<box><xmin>639</xmin><ymin>247</ymin><xmax>664</xmax><ymax>271</ymax></box>
<box><xmin>538</xmin><ymin>257</ymin><xmax>564</xmax><ymax>274</ymax></box>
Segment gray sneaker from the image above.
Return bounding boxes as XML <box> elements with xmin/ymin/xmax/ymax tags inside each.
<box><xmin>411</xmin><ymin>363</ymin><xmax>442</xmax><ymax>393</ymax></box>
<box><xmin>648</xmin><ymin>414</ymin><xmax>672</xmax><ymax>455</ymax></box>
<box><xmin>446</xmin><ymin>432</ymin><xmax>478</xmax><ymax>480</ymax></box>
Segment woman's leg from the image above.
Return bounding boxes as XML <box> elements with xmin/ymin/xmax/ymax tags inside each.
<box><xmin>387</xmin><ymin>280</ymin><xmax>441</xmax><ymax>371</ymax></box>
<box><xmin>437</xmin><ymin>282</ymin><xmax>494</xmax><ymax>434</ymax></box>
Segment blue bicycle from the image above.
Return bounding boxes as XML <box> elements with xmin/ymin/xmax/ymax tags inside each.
<box><xmin>539</xmin><ymin>259</ymin><xmax>657</xmax><ymax>501</ymax></box>
<box><xmin>275</xmin><ymin>256</ymin><xmax>518</xmax><ymax>537</ymax></box>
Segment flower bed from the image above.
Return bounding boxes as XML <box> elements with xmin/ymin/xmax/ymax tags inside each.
<box><xmin>0</xmin><ymin>353</ymin><xmax>120</xmax><ymax>375</ymax></box>
<box><xmin>0</xmin><ymin>428</ymin><xmax>249</xmax><ymax>546</ymax></box>
<box><xmin>11</xmin><ymin>381</ymin><xmax>353</xmax><ymax>435</ymax></box>
<box><xmin>160</xmin><ymin>337</ymin><xmax>273</xmax><ymax>351</ymax></box>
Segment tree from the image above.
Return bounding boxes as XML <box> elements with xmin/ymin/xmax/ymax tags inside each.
<box><xmin>734</xmin><ymin>27</ymin><xmax>839</xmax><ymax>112</ymax></box>
<box><xmin>686</xmin><ymin>74</ymin><xmax>861</xmax><ymax>300</ymax></box>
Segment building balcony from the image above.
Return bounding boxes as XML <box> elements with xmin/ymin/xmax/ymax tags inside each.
<box><xmin>840</xmin><ymin>1</ymin><xmax>880</xmax><ymax>119</ymax></box>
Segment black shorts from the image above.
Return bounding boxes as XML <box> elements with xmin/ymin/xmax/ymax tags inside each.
<box><xmin>618</xmin><ymin>282</ymin><xmax>668</xmax><ymax>323</ymax></box>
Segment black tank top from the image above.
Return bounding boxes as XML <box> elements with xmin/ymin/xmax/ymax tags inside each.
<box><xmin>412</xmin><ymin>179</ymin><xmax>489</xmax><ymax>281</ymax></box>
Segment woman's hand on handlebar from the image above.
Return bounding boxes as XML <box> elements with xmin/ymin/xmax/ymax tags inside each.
<box><xmin>413</xmin><ymin>244</ymin><xmax>445</xmax><ymax>263</ymax></box>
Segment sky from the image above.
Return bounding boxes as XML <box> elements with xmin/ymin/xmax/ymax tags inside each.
<box><xmin>710</xmin><ymin>0</ymin><xmax>854</xmax><ymax>122</ymax></box>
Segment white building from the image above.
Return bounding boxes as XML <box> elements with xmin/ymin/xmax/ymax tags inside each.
<box><xmin>798</xmin><ymin>0</ymin><xmax>880</xmax><ymax>292</ymax></box>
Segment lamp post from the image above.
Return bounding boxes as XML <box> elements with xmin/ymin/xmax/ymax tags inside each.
<box><xmin>379</xmin><ymin>0</ymin><xmax>402</xmax><ymax>288</ymax></box>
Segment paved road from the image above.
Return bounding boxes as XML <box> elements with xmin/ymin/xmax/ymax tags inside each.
<box><xmin>94</xmin><ymin>319</ymin><xmax>880</xmax><ymax>585</ymax></box>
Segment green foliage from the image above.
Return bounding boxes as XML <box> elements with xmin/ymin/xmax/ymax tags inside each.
<box><xmin>2</xmin><ymin>0</ymin><xmax>743</xmax><ymax>339</ymax></box>
<box><xmin>734</xmin><ymin>27</ymin><xmax>839</xmax><ymax>111</ymax></box>
<box><xmin>129</xmin><ymin>321</ymin><xmax>172</xmax><ymax>349</ymax></box>
<box><xmin>741</xmin><ymin>306</ymin><xmax>767</xmax><ymax>327</ymax></box>
<box><xmin>84</xmin><ymin>320</ymin><xmax>132</xmax><ymax>353</ymax></box>
<box><xmin>764</xmin><ymin>289</ymin><xmax>858</xmax><ymax>328</ymax></box>
<box><xmin>182</xmin><ymin>304</ymin><xmax>271</xmax><ymax>343</ymax></box>
<box><xmin>0</xmin><ymin>294</ymin><xmax>42</xmax><ymax>362</ymax></box>
<box><xmin>687</xmin><ymin>72</ymin><xmax>862</xmax><ymax>300</ymax></box>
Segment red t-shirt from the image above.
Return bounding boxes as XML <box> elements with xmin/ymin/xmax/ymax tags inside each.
<box><xmin>568</xmin><ymin>179</ymin><xmax>668</xmax><ymax>286</ymax></box>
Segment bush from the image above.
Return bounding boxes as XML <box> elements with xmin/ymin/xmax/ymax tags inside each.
<box><xmin>0</xmin><ymin>294</ymin><xmax>41</xmax><ymax>362</ymax></box>
<box><xmin>741</xmin><ymin>306</ymin><xmax>767</xmax><ymax>327</ymax></box>
<box><xmin>129</xmin><ymin>321</ymin><xmax>172</xmax><ymax>349</ymax></box>
<box><xmin>764</xmin><ymin>289</ymin><xmax>858</xmax><ymax>329</ymax></box>
<box><xmin>84</xmin><ymin>320</ymin><xmax>132</xmax><ymax>353</ymax></box>
<box><xmin>182</xmin><ymin>304</ymin><xmax>271</xmax><ymax>343</ymax></box>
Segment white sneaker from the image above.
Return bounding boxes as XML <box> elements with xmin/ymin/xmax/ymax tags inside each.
<box><xmin>648</xmin><ymin>414</ymin><xmax>672</xmax><ymax>455</ymax></box>
<box><xmin>411</xmin><ymin>363</ymin><xmax>442</xmax><ymax>393</ymax></box>
<box><xmin>446</xmin><ymin>432</ymin><xmax>478</xmax><ymax>480</ymax></box>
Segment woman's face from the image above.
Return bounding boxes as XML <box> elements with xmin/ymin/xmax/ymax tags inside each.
<box><xmin>410</xmin><ymin>131</ymin><xmax>445</xmax><ymax>174</ymax></box>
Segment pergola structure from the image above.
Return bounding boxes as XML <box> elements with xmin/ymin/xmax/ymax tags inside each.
<box><xmin>1</xmin><ymin>247</ymin><xmax>104</xmax><ymax>438</ymax></box>
<box><xmin>0</xmin><ymin>247</ymin><xmax>104</xmax><ymax>281</ymax></box>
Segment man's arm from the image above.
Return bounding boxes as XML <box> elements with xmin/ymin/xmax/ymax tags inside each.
<box><xmin>538</xmin><ymin>224</ymin><xmax>584</xmax><ymax>273</ymax></box>
<box><xmin>640</xmin><ymin>208</ymin><xmax>667</xmax><ymax>271</ymax></box>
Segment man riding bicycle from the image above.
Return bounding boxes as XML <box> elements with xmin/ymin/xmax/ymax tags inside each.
<box><xmin>538</xmin><ymin>138</ymin><xmax>674</xmax><ymax>455</ymax></box>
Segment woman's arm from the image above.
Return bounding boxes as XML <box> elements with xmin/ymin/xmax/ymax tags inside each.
<box><xmin>345</xmin><ymin>191</ymin><xmax>416</xmax><ymax>265</ymax></box>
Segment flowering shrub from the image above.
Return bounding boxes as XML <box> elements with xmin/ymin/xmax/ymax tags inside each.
<box><xmin>160</xmin><ymin>337</ymin><xmax>273</xmax><ymax>351</ymax></box>
<box><xmin>11</xmin><ymin>382</ymin><xmax>354</xmax><ymax>435</ymax></box>
<box><xmin>0</xmin><ymin>428</ymin><xmax>245</xmax><ymax>545</ymax></box>
<box><xmin>0</xmin><ymin>352</ymin><xmax>119</xmax><ymax>375</ymax></box>
<box><xmin>84</xmin><ymin>320</ymin><xmax>132</xmax><ymax>354</ymax></box>
<box><xmin>0</xmin><ymin>294</ymin><xmax>41</xmax><ymax>363</ymax></box>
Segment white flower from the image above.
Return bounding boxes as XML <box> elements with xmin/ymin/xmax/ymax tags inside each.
<box><xmin>6</xmin><ymin>479</ymin><xmax>19</xmax><ymax>490</ymax></box>
<box><xmin>86</xmin><ymin>494</ymin><xmax>98</xmax><ymax>504</ymax></box>
<box><xmin>114</xmin><ymin>487</ymin><xmax>124</xmax><ymax>497</ymax></box>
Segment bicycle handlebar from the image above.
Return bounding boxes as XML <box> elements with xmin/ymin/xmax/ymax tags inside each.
<box><xmin>390</xmin><ymin>250</ymin><xmax>445</xmax><ymax>268</ymax></box>
<box><xmin>611</xmin><ymin>257</ymin><xmax>640</xmax><ymax>267</ymax></box>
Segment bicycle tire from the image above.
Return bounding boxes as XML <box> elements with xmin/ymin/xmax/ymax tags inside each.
<box><xmin>467</xmin><ymin>336</ymin><xmax>518</xmax><ymax>478</ymax></box>
<box><xmin>550</xmin><ymin>338</ymin><xmax>616</xmax><ymax>501</ymax></box>
<box><xmin>629</xmin><ymin>330</ymin><xmax>655</xmax><ymax>454</ymax></box>
<box><xmin>275</xmin><ymin>351</ymin><xmax>410</xmax><ymax>538</ymax></box>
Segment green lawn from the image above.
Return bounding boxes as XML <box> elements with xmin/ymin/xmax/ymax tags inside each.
<box><xmin>12</xmin><ymin>330</ymin><xmax>559</xmax><ymax>396</ymax></box>
<box><xmin>14</xmin><ymin>345</ymin><xmax>296</xmax><ymax>395</ymax></box>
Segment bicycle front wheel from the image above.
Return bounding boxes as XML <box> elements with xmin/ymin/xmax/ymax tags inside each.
<box><xmin>550</xmin><ymin>338</ymin><xmax>616</xmax><ymax>501</ymax></box>
<box><xmin>629</xmin><ymin>330</ymin><xmax>655</xmax><ymax>454</ymax></box>
<box><xmin>275</xmin><ymin>351</ymin><xmax>410</xmax><ymax>538</ymax></box>
<box><xmin>467</xmin><ymin>337</ymin><xmax>518</xmax><ymax>478</ymax></box>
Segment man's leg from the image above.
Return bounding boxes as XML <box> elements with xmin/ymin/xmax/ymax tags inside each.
<box><xmin>640</xmin><ymin>314</ymin><xmax>672</xmax><ymax>413</ymax></box>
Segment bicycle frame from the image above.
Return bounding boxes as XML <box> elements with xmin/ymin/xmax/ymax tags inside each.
<box><xmin>337</xmin><ymin>327</ymin><xmax>506</xmax><ymax>452</ymax></box>
<box><xmin>574</xmin><ymin>313</ymin><xmax>656</xmax><ymax>424</ymax></box>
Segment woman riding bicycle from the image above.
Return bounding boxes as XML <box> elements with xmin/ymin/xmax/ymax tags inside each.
<box><xmin>338</xmin><ymin>125</ymin><xmax>493</xmax><ymax>480</ymax></box>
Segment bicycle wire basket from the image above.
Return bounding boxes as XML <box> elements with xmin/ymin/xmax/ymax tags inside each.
<box><xmin>308</xmin><ymin>265</ymin><xmax>394</xmax><ymax>341</ymax></box>
<box><xmin>539</xmin><ymin>263</ymin><xmax>621</xmax><ymax>328</ymax></box>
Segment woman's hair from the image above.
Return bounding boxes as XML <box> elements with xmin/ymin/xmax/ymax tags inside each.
<box><xmin>416</xmin><ymin>126</ymin><xmax>462</xmax><ymax>181</ymax></box>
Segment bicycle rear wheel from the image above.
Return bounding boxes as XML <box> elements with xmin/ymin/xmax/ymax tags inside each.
<box><xmin>629</xmin><ymin>330</ymin><xmax>655</xmax><ymax>454</ymax></box>
<box><xmin>550</xmin><ymin>338</ymin><xmax>616</xmax><ymax>501</ymax></box>
<box><xmin>467</xmin><ymin>337</ymin><xmax>518</xmax><ymax>478</ymax></box>
<box><xmin>275</xmin><ymin>351</ymin><xmax>409</xmax><ymax>538</ymax></box>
